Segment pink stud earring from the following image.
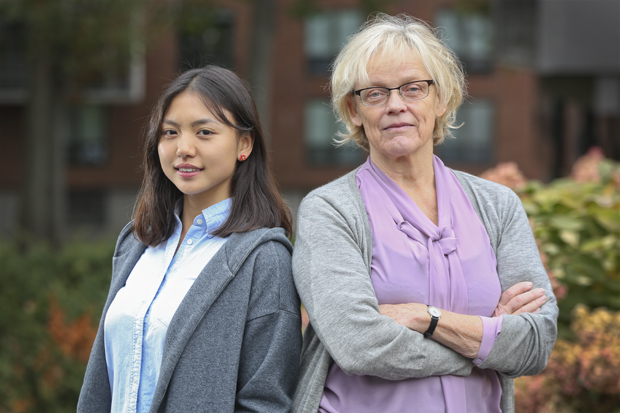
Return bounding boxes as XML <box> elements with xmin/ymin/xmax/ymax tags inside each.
<box><xmin>239</xmin><ymin>155</ymin><xmax>247</xmax><ymax>161</ymax></box>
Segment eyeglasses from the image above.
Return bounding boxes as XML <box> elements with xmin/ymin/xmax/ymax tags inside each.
<box><xmin>353</xmin><ymin>80</ymin><xmax>435</xmax><ymax>107</ymax></box>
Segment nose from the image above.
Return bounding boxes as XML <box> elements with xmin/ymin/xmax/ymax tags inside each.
<box><xmin>385</xmin><ymin>89</ymin><xmax>407</xmax><ymax>113</ymax></box>
<box><xmin>176</xmin><ymin>133</ymin><xmax>196</xmax><ymax>158</ymax></box>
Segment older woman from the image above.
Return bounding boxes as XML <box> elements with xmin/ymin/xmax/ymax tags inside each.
<box><xmin>292</xmin><ymin>13</ymin><xmax>558</xmax><ymax>413</ymax></box>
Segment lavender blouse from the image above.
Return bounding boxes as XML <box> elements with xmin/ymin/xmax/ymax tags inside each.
<box><xmin>319</xmin><ymin>156</ymin><xmax>504</xmax><ymax>412</ymax></box>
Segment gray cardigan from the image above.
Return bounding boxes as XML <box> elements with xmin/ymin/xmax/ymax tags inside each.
<box><xmin>78</xmin><ymin>224</ymin><xmax>302</xmax><ymax>412</ymax></box>
<box><xmin>292</xmin><ymin>168</ymin><xmax>558</xmax><ymax>413</ymax></box>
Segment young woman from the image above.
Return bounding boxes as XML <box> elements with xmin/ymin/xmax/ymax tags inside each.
<box><xmin>78</xmin><ymin>66</ymin><xmax>301</xmax><ymax>412</ymax></box>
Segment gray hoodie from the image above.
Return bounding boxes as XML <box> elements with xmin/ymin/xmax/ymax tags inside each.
<box><xmin>79</xmin><ymin>224</ymin><xmax>301</xmax><ymax>412</ymax></box>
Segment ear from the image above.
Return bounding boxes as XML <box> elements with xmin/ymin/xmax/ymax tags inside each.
<box><xmin>237</xmin><ymin>132</ymin><xmax>254</xmax><ymax>158</ymax></box>
<box><xmin>434</xmin><ymin>95</ymin><xmax>447</xmax><ymax>118</ymax></box>
<box><xmin>347</xmin><ymin>95</ymin><xmax>364</xmax><ymax>127</ymax></box>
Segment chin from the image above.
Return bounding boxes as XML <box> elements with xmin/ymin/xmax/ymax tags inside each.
<box><xmin>387</xmin><ymin>141</ymin><xmax>423</xmax><ymax>156</ymax></box>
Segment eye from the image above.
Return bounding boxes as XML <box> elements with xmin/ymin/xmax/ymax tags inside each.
<box><xmin>161</xmin><ymin>129</ymin><xmax>177</xmax><ymax>138</ymax></box>
<box><xmin>363</xmin><ymin>88</ymin><xmax>388</xmax><ymax>102</ymax></box>
<box><xmin>404</xmin><ymin>84</ymin><xmax>422</xmax><ymax>93</ymax></box>
<box><xmin>197</xmin><ymin>129</ymin><xmax>214</xmax><ymax>137</ymax></box>
<box><xmin>367</xmin><ymin>89</ymin><xmax>386</xmax><ymax>98</ymax></box>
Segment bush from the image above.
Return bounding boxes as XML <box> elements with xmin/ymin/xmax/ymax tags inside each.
<box><xmin>514</xmin><ymin>306</ymin><xmax>620</xmax><ymax>413</ymax></box>
<box><xmin>520</xmin><ymin>149</ymin><xmax>620</xmax><ymax>333</ymax></box>
<box><xmin>482</xmin><ymin>148</ymin><xmax>620</xmax><ymax>334</ymax></box>
<box><xmin>0</xmin><ymin>241</ymin><xmax>113</xmax><ymax>413</ymax></box>
<box><xmin>483</xmin><ymin>148</ymin><xmax>620</xmax><ymax>412</ymax></box>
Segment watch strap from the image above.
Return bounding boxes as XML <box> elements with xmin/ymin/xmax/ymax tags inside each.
<box><xmin>423</xmin><ymin>316</ymin><xmax>439</xmax><ymax>338</ymax></box>
<box><xmin>424</xmin><ymin>306</ymin><xmax>440</xmax><ymax>338</ymax></box>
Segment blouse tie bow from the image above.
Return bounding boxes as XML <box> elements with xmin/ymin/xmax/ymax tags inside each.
<box><xmin>434</xmin><ymin>226</ymin><xmax>457</xmax><ymax>256</ymax></box>
<box><xmin>398</xmin><ymin>221</ymin><xmax>457</xmax><ymax>257</ymax></box>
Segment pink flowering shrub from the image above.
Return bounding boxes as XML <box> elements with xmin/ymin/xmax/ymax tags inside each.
<box><xmin>482</xmin><ymin>150</ymin><xmax>620</xmax><ymax>412</ymax></box>
<box><xmin>479</xmin><ymin>161</ymin><xmax>528</xmax><ymax>191</ymax></box>
<box><xmin>571</xmin><ymin>147</ymin><xmax>620</xmax><ymax>189</ymax></box>
<box><xmin>481</xmin><ymin>152</ymin><xmax>620</xmax><ymax>325</ymax></box>
<box><xmin>514</xmin><ymin>306</ymin><xmax>620</xmax><ymax>413</ymax></box>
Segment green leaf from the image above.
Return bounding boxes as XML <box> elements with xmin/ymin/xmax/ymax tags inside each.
<box><xmin>594</xmin><ymin>208</ymin><xmax>620</xmax><ymax>232</ymax></box>
<box><xmin>549</xmin><ymin>215</ymin><xmax>584</xmax><ymax>231</ymax></box>
<box><xmin>559</xmin><ymin>230</ymin><xmax>580</xmax><ymax>248</ymax></box>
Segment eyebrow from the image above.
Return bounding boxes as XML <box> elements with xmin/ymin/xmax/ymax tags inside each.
<box><xmin>162</xmin><ymin>118</ymin><xmax>219</xmax><ymax>128</ymax></box>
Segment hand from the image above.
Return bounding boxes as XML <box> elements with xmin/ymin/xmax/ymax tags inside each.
<box><xmin>493</xmin><ymin>282</ymin><xmax>546</xmax><ymax>317</ymax></box>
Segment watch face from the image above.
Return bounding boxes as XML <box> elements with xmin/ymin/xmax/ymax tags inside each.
<box><xmin>428</xmin><ymin>306</ymin><xmax>441</xmax><ymax>317</ymax></box>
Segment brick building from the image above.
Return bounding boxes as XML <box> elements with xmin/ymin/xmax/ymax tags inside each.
<box><xmin>0</xmin><ymin>0</ymin><xmax>618</xmax><ymax>239</ymax></box>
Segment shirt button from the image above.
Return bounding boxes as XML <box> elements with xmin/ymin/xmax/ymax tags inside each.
<box><xmin>197</xmin><ymin>219</ymin><xmax>203</xmax><ymax>225</ymax></box>
<box><xmin>187</xmin><ymin>239</ymin><xmax>193</xmax><ymax>245</ymax></box>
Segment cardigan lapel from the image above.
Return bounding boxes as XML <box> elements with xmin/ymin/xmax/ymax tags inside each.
<box><xmin>79</xmin><ymin>229</ymin><xmax>147</xmax><ymax>410</ymax></box>
<box><xmin>150</xmin><ymin>232</ymin><xmax>243</xmax><ymax>410</ymax></box>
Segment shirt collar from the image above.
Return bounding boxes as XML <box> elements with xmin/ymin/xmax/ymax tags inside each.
<box><xmin>201</xmin><ymin>198</ymin><xmax>232</xmax><ymax>235</ymax></box>
<box><xmin>172</xmin><ymin>198</ymin><xmax>232</xmax><ymax>237</ymax></box>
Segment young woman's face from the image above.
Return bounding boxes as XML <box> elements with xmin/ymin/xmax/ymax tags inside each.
<box><xmin>158</xmin><ymin>91</ymin><xmax>252</xmax><ymax>209</ymax></box>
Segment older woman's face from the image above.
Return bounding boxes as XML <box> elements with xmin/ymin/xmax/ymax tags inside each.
<box><xmin>348</xmin><ymin>51</ymin><xmax>445</xmax><ymax>164</ymax></box>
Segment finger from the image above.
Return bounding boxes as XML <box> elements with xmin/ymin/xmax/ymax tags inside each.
<box><xmin>493</xmin><ymin>304</ymin><xmax>507</xmax><ymax>317</ymax></box>
<box><xmin>511</xmin><ymin>294</ymin><xmax>547</xmax><ymax>315</ymax></box>
<box><xmin>498</xmin><ymin>282</ymin><xmax>533</xmax><ymax>306</ymax></box>
<box><xmin>497</xmin><ymin>289</ymin><xmax>546</xmax><ymax>316</ymax></box>
<box><xmin>504</xmin><ymin>288</ymin><xmax>546</xmax><ymax>314</ymax></box>
<box><xmin>494</xmin><ymin>287</ymin><xmax>545</xmax><ymax>316</ymax></box>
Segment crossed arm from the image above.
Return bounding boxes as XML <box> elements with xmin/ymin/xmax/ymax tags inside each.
<box><xmin>294</xmin><ymin>187</ymin><xmax>558</xmax><ymax>379</ymax></box>
<box><xmin>379</xmin><ymin>281</ymin><xmax>548</xmax><ymax>358</ymax></box>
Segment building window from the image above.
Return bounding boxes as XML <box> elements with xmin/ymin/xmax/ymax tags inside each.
<box><xmin>437</xmin><ymin>99</ymin><xmax>494</xmax><ymax>164</ymax></box>
<box><xmin>67</xmin><ymin>105</ymin><xmax>108</xmax><ymax>166</ymax></box>
<box><xmin>0</xmin><ymin>19</ymin><xmax>28</xmax><ymax>102</ymax></box>
<box><xmin>304</xmin><ymin>99</ymin><xmax>365</xmax><ymax>166</ymax></box>
<box><xmin>0</xmin><ymin>18</ymin><xmax>144</xmax><ymax>104</ymax></box>
<box><xmin>178</xmin><ymin>9</ymin><xmax>234</xmax><ymax>70</ymax></box>
<box><xmin>435</xmin><ymin>9</ymin><xmax>493</xmax><ymax>73</ymax></box>
<box><xmin>495</xmin><ymin>0</ymin><xmax>537</xmax><ymax>67</ymax></box>
<box><xmin>80</xmin><ymin>45</ymin><xmax>146</xmax><ymax>104</ymax></box>
<box><xmin>305</xmin><ymin>10</ymin><xmax>363</xmax><ymax>75</ymax></box>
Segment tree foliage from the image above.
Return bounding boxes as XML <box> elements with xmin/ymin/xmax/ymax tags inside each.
<box><xmin>0</xmin><ymin>241</ymin><xmax>113</xmax><ymax>412</ymax></box>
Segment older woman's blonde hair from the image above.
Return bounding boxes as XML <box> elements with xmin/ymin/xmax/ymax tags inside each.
<box><xmin>331</xmin><ymin>13</ymin><xmax>466</xmax><ymax>151</ymax></box>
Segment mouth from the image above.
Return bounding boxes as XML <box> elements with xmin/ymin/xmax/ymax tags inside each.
<box><xmin>175</xmin><ymin>164</ymin><xmax>203</xmax><ymax>177</ymax></box>
<box><xmin>175</xmin><ymin>163</ymin><xmax>203</xmax><ymax>171</ymax></box>
<box><xmin>384</xmin><ymin>123</ymin><xmax>414</xmax><ymax>131</ymax></box>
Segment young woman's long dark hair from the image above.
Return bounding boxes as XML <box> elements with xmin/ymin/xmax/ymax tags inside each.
<box><xmin>133</xmin><ymin>65</ymin><xmax>292</xmax><ymax>246</ymax></box>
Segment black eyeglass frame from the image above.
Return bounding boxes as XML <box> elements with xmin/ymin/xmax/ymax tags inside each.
<box><xmin>353</xmin><ymin>79</ymin><xmax>435</xmax><ymax>106</ymax></box>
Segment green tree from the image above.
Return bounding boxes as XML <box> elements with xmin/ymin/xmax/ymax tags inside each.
<box><xmin>0</xmin><ymin>0</ymin><xmax>148</xmax><ymax>247</ymax></box>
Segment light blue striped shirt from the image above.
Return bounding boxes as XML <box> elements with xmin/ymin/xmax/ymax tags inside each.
<box><xmin>104</xmin><ymin>198</ymin><xmax>231</xmax><ymax>413</ymax></box>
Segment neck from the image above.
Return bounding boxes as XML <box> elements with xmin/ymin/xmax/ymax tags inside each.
<box><xmin>370</xmin><ymin>146</ymin><xmax>439</xmax><ymax>225</ymax></box>
<box><xmin>370</xmin><ymin>146</ymin><xmax>435</xmax><ymax>191</ymax></box>
<box><xmin>180</xmin><ymin>196</ymin><xmax>205</xmax><ymax>234</ymax></box>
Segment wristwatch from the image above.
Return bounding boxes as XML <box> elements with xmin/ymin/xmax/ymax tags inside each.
<box><xmin>423</xmin><ymin>305</ymin><xmax>441</xmax><ymax>338</ymax></box>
